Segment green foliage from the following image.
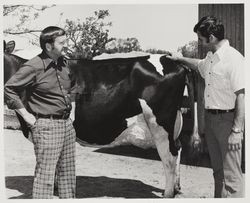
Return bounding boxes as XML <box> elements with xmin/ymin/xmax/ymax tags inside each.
<box><xmin>3</xmin><ymin>5</ymin><xmax>55</xmax><ymax>46</ymax></box>
<box><xmin>105</xmin><ymin>38</ymin><xmax>141</xmax><ymax>53</ymax></box>
<box><xmin>144</xmin><ymin>48</ymin><xmax>169</xmax><ymax>54</ymax></box>
<box><xmin>64</xmin><ymin>10</ymin><xmax>113</xmax><ymax>59</ymax></box>
<box><xmin>178</xmin><ymin>40</ymin><xmax>198</xmax><ymax>58</ymax></box>
<box><xmin>3</xmin><ymin>5</ymin><xmax>55</xmax><ymax>33</ymax></box>
<box><xmin>3</xmin><ymin>6</ymin><xmax>160</xmax><ymax>58</ymax></box>
<box><xmin>3</xmin><ymin>5</ymin><xmax>51</xmax><ymax>16</ymax></box>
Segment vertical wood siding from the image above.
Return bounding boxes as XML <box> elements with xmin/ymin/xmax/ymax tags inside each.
<box><xmin>198</xmin><ymin>4</ymin><xmax>244</xmax><ymax>58</ymax></box>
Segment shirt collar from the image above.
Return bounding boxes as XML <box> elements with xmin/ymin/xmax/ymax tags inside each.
<box><xmin>39</xmin><ymin>51</ymin><xmax>66</xmax><ymax>70</ymax></box>
<box><xmin>39</xmin><ymin>51</ymin><xmax>55</xmax><ymax>70</ymax></box>
<box><xmin>214</xmin><ymin>39</ymin><xmax>229</xmax><ymax>60</ymax></box>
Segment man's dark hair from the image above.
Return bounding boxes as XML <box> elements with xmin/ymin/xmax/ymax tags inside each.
<box><xmin>40</xmin><ymin>26</ymin><xmax>66</xmax><ymax>50</ymax></box>
<box><xmin>193</xmin><ymin>16</ymin><xmax>224</xmax><ymax>41</ymax></box>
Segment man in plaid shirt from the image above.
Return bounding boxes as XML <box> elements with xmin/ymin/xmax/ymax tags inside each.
<box><xmin>5</xmin><ymin>26</ymin><xmax>77</xmax><ymax>199</ymax></box>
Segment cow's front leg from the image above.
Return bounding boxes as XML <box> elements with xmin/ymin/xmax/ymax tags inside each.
<box><xmin>153</xmin><ymin>127</ymin><xmax>178</xmax><ymax>197</ymax></box>
<box><xmin>139</xmin><ymin>99</ymin><xmax>178</xmax><ymax>198</ymax></box>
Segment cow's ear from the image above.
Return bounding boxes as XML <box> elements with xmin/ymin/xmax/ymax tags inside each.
<box><xmin>3</xmin><ymin>40</ymin><xmax>6</xmax><ymax>51</ymax></box>
<box><xmin>5</xmin><ymin>40</ymin><xmax>15</xmax><ymax>54</ymax></box>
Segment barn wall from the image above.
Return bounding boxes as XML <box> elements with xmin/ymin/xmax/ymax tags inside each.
<box><xmin>198</xmin><ymin>4</ymin><xmax>244</xmax><ymax>58</ymax></box>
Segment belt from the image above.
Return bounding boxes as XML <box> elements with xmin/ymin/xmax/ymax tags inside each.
<box><xmin>206</xmin><ymin>109</ymin><xmax>234</xmax><ymax>114</ymax></box>
<box><xmin>35</xmin><ymin>113</ymin><xmax>70</xmax><ymax>120</ymax></box>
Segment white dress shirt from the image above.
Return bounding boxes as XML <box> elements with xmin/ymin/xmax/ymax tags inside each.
<box><xmin>198</xmin><ymin>40</ymin><xmax>244</xmax><ymax>110</ymax></box>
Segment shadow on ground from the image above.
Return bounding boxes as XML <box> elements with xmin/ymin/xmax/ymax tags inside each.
<box><xmin>95</xmin><ymin>145</ymin><xmax>160</xmax><ymax>161</ymax></box>
<box><xmin>94</xmin><ymin>145</ymin><xmax>211</xmax><ymax>168</ymax></box>
<box><xmin>5</xmin><ymin>176</ymin><xmax>33</xmax><ymax>199</ymax></box>
<box><xmin>76</xmin><ymin>176</ymin><xmax>163</xmax><ymax>198</ymax></box>
<box><xmin>5</xmin><ymin>176</ymin><xmax>163</xmax><ymax>199</ymax></box>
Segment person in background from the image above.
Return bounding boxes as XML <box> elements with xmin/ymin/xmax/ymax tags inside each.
<box><xmin>166</xmin><ymin>16</ymin><xmax>244</xmax><ymax>198</ymax></box>
<box><xmin>5</xmin><ymin>26</ymin><xmax>77</xmax><ymax>199</ymax></box>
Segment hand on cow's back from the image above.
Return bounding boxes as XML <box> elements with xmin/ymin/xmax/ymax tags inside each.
<box><xmin>164</xmin><ymin>52</ymin><xmax>182</xmax><ymax>62</ymax></box>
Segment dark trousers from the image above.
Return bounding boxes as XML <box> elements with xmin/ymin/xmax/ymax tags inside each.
<box><xmin>205</xmin><ymin>111</ymin><xmax>244</xmax><ymax>197</ymax></box>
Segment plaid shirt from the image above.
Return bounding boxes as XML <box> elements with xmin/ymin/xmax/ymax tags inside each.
<box><xmin>5</xmin><ymin>51</ymin><xmax>77</xmax><ymax>116</ymax></box>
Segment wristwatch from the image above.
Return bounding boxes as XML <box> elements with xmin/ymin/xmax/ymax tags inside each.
<box><xmin>231</xmin><ymin>127</ymin><xmax>242</xmax><ymax>133</ymax></box>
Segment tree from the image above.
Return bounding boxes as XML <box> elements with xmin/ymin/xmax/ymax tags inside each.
<box><xmin>64</xmin><ymin>10</ymin><xmax>113</xmax><ymax>59</ymax></box>
<box><xmin>3</xmin><ymin>7</ymin><xmax>141</xmax><ymax>59</ymax></box>
<box><xmin>105</xmin><ymin>37</ymin><xmax>141</xmax><ymax>54</ymax></box>
<box><xmin>144</xmin><ymin>48</ymin><xmax>169</xmax><ymax>54</ymax></box>
<box><xmin>3</xmin><ymin>5</ymin><xmax>55</xmax><ymax>35</ymax></box>
<box><xmin>177</xmin><ymin>40</ymin><xmax>198</xmax><ymax>58</ymax></box>
<box><xmin>3</xmin><ymin>5</ymin><xmax>55</xmax><ymax>46</ymax></box>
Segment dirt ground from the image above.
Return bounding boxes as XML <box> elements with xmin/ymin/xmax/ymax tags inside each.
<box><xmin>4</xmin><ymin>129</ymin><xmax>214</xmax><ymax>199</ymax></box>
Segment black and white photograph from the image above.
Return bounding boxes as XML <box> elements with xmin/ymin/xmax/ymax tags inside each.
<box><xmin>1</xmin><ymin>0</ymin><xmax>247</xmax><ymax>200</ymax></box>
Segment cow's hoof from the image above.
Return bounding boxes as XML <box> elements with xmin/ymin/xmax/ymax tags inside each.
<box><xmin>162</xmin><ymin>191</ymin><xmax>175</xmax><ymax>198</ymax></box>
<box><xmin>189</xmin><ymin>137</ymin><xmax>203</xmax><ymax>155</ymax></box>
<box><xmin>174</xmin><ymin>184</ymin><xmax>181</xmax><ymax>195</ymax></box>
<box><xmin>193</xmin><ymin>140</ymin><xmax>202</xmax><ymax>152</ymax></box>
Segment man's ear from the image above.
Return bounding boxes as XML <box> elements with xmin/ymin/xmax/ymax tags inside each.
<box><xmin>45</xmin><ymin>43</ymin><xmax>52</xmax><ymax>52</ymax></box>
<box><xmin>209</xmin><ymin>34</ymin><xmax>216</xmax><ymax>43</ymax></box>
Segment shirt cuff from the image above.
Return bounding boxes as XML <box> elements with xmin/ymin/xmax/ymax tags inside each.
<box><xmin>197</xmin><ymin>60</ymin><xmax>205</xmax><ymax>79</ymax></box>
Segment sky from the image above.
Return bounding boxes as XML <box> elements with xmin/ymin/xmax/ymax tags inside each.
<box><xmin>3</xmin><ymin>4</ymin><xmax>198</xmax><ymax>55</ymax></box>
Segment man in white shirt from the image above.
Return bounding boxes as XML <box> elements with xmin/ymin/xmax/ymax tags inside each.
<box><xmin>166</xmin><ymin>16</ymin><xmax>244</xmax><ymax>198</ymax></box>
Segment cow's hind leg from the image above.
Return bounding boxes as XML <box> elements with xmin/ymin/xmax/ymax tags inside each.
<box><xmin>139</xmin><ymin>99</ymin><xmax>177</xmax><ymax>198</ymax></box>
<box><xmin>174</xmin><ymin>148</ymin><xmax>181</xmax><ymax>195</ymax></box>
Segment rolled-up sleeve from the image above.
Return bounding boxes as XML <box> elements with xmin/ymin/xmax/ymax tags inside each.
<box><xmin>230</xmin><ymin>58</ymin><xmax>245</xmax><ymax>92</ymax></box>
<box><xmin>229</xmin><ymin>56</ymin><xmax>244</xmax><ymax>93</ymax></box>
<box><xmin>4</xmin><ymin>65</ymin><xmax>36</xmax><ymax>110</ymax></box>
<box><xmin>197</xmin><ymin>59</ymin><xmax>206</xmax><ymax>79</ymax></box>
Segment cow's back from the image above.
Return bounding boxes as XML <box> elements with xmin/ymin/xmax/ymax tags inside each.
<box><xmin>70</xmin><ymin>56</ymin><xmax>158</xmax><ymax>144</ymax></box>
